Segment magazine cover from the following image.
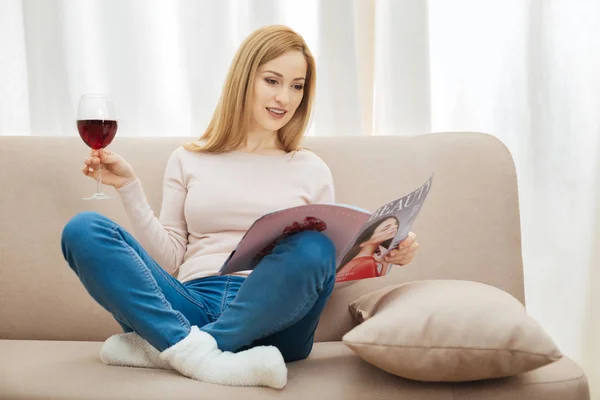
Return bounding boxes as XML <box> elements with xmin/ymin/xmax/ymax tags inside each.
<box><xmin>218</xmin><ymin>174</ymin><xmax>434</xmax><ymax>283</ymax></box>
<box><xmin>335</xmin><ymin>175</ymin><xmax>433</xmax><ymax>282</ymax></box>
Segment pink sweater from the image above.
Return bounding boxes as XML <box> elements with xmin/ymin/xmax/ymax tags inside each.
<box><xmin>117</xmin><ymin>147</ymin><xmax>335</xmax><ymax>283</ymax></box>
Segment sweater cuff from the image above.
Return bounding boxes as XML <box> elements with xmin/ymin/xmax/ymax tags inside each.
<box><xmin>116</xmin><ymin>178</ymin><xmax>152</xmax><ymax>219</ymax></box>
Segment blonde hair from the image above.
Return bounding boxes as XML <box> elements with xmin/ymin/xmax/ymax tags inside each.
<box><xmin>184</xmin><ymin>25</ymin><xmax>316</xmax><ymax>154</ymax></box>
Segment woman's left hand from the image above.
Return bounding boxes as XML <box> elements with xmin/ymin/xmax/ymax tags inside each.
<box><xmin>384</xmin><ymin>232</ymin><xmax>419</xmax><ymax>266</ymax></box>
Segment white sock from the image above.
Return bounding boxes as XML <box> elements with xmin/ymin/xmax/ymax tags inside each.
<box><xmin>100</xmin><ymin>332</ymin><xmax>172</xmax><ymax>370</ymax></box>
<box><xmin>159</xmin><ymin>326</ymin><xmax>287</xmax><ymax>389</ymax></box>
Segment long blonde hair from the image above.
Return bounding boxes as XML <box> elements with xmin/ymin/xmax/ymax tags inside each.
<box><xmin>184</xmin><ymin>25</ymin><xmax>316</xmax><ymax>153</ymax></box>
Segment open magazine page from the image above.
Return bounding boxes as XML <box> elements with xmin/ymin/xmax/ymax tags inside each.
<box><xmin>334</xmin><ymin>174</ymin><xmax>434</xmax><ymax>283</ymax></box>
<box><xmin>218</xmin><ymin>174</ymin><xmax>434</xmax><ymax>282</ymax></box>
<box><xmin>218</xmin><ymin>204</ymin><xmax>371</xmax><ymax>276</ymax></box>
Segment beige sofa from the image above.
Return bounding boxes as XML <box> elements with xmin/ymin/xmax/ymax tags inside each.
<box><xmin>0</xmin><ymin>132</ymin><xmax>590</xmax><ymax>399</ymax></box>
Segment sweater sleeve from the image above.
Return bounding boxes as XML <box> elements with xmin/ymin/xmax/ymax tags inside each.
<box><xmin>116</xmin><ymin>149</ymin><xmax>188</xmax><ymax>274</ymax></box>
<box><xmin>313</xmin><ymin>161</ymin><xmax>335</xmax><ymax>204</ymax></box>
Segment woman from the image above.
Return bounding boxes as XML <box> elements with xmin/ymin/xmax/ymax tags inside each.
<box><xmin>336</xmin><ymin>216</ymin><xmax>414</xmax><ymax>282</ymax></box>
<box><xmin>61</xmin><ymin>25</ymin><xmax>419</xmax><ymax>389</ymax></box>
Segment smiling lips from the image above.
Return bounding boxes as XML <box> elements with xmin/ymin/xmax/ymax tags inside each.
<box><xmin>266</xmin><ymin>107</ymin><xmax>287</xmax><ymax>119</ymax></box>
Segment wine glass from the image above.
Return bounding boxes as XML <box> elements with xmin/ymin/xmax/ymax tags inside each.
<box><xmin>76</xmin><ymin>94</ymin><xmax>118</xmax><ymax>200</ymax></box>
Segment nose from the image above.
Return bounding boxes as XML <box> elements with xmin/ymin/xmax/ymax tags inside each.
<box><xmin>274</xmin><ymin>87</ymin><xmax>290</xmax><ymax>107</ymax></box>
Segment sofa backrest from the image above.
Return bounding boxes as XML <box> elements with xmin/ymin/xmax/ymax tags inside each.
<box><xmin>0</xmin><ymin>133</ymin><xmax>524</xmax><ymax>342</ymax></box>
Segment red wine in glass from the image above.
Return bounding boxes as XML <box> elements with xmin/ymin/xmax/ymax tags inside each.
<box><xmin>77</xmin><ymin>94</ymin><xmax>118</xmax><ymax>200</ymax></box>
<box><xmin>77</xmin><ymin>119</ymin><xmax>118</xmax><ymax>150</ymax></box>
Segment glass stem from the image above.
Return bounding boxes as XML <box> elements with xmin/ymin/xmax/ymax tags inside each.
<box><xmin>97</xmin><ymin>165</ymin><xmax>104</xmax><ymax>195</ymax></box>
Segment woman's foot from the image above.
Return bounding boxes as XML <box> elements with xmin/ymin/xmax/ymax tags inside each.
<box><xmin>100</xmin><ymin>332</ymin><xmax>172</xmax><ymax>370</ymax></box>
<box><xmin>159</xmin><ymin>326</ymin><xmax>287</xmax><ymax>389</ymax></box>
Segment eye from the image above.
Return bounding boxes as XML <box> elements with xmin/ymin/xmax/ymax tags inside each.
<box><xmin>265</xmin><ymin>78</ymin><xmax>278</xmax><ymax>85</ymax></box>
<box><xmin>293</xmin><ymin>84</ymin><xmax>304</xmax><ymax>91</ymax></box>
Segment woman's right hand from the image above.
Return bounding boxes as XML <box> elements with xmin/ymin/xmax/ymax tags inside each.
<box><xmin>82</xmin><ymin>148</ymin><xmax>137</xmax><ymax>189</ymax></box>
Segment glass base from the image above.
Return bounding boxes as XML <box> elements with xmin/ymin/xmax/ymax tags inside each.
<box><xmin>83</xmin><ymin>192</ymin><xmax>114</xmax><ymax>200</ymax></box>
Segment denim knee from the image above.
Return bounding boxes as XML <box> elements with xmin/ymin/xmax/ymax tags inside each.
<box><xmin>61</xmin><ymin>211</ymin><xmax>107</xmax><ymax>247</ymax></box>
<box><xmin>287</xmin><ymin>230</ymin><xmax>336</xmax><ymax>280</ymax></box>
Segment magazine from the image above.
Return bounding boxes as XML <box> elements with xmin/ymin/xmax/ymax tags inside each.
<box><xmin>219</xmin><ymin>174</ymin><xmax>434</xmax><ymax>283</ymax></box>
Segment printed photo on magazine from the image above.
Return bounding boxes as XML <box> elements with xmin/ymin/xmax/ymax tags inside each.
<box><xmin>218</xmin><ymin>174</ymin><xmax>434</xmax><ymax>283</ymax></box>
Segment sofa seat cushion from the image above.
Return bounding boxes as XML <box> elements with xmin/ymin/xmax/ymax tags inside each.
<box><xmin>0</xmin><ymin>340</ymin><xmax>588</xmax><ymax>400</ymax></box>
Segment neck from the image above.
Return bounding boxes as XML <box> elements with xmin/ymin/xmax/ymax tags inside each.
<box><xmin>239</xmin><ymin>127</ymin><xmax>284</xmax><ymax>154</ymax></box>
<box><xmin>355</xmin><ymin>244</ymin><xmax>379</xmax><ymax>258</ymax></box>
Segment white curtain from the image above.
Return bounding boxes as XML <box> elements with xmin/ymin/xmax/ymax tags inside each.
<box><xmin>2</xmin><ymin>0</ymin><xmax>600</xmax><ymax>395</ymax></box>
<box><xmin>0</xmin><ymin>0</ymin><xmax>365</xmax><ymax>137</ymax></box>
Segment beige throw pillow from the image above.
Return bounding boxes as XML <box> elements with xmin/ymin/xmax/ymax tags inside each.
<box><xmin>342</xmin><ymin>280</ymin><xmax>562</xmax><ymax>382</ymax></box>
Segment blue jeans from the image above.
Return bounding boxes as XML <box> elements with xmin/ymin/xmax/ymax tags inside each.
<box><xmin>61</xmin><ymin>211</ymin><xmax>336</xmax><ymax>362</ymax></box>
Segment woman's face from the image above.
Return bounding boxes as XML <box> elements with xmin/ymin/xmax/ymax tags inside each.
<box><xmin>368</xmin><ymin>218</ymin><xmax>399</xmax><ymax>244</ymax></box>
<box><xmin>250</xmin><ymin>51</ymin><xmax>307</xmax><ymax>133</ymax></box>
